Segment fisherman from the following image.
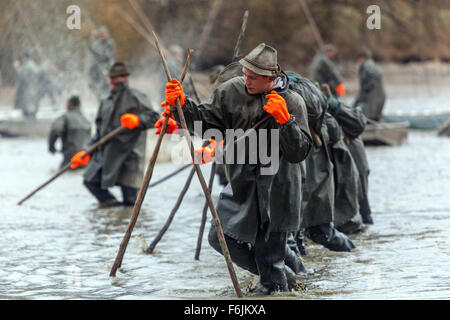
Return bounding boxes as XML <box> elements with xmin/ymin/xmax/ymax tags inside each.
<box><xmin>36</xmin><ymin>59</ymin><xmax>61</xmax><ymax>110</ymax></box>
<box><xmin>161</xmin><ymin>43</ymin><xmax>312</xmax><ymax>294</ymax></box>
<box><xmin>48</xmin><ymin>95</ymin><xmax>91</xmax><ymax>168</ymax></box>
<box><xmin>353</xmin><ymin>48</ymin><xmax>386</xmax><ymax>122</ymax></box>
<box><xmin>71</xmin><ymin>62</ymin><xmax>176</xmax><ymax>207</ymax></box>
<box><xmin>13</xmin><ymin>51</ymin><xmax>39</xmax><ymax>118</ymax></box>
<box><xmin>88</xmin><ymin>26</ymin><xmax>116</xmax><ymax>102</ymax></box>
<box><xmin>325</xmin><ymin>97</ymin><xmax>365</xmax><ymax>234</ymax></box>
<box><xmin>286</xmin><ymin>71</ymin><xmax>356</xmax><ymax>252</ymax></box>
<box><xmin>332</xmin><ymin>93</ymin><xmax>374</xmax><ymax>224</ymax></box>
<box><xmin>309</xmin><ymin>44</ymin><xmax>346</xmax><ymax>98</ymax></box>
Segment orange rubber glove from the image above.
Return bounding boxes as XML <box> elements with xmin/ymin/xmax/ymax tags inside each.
<box><xmin>121</xmin><ymin>113</ymin><xmax>140</xmax><ymax>129</ymax></box>
<box><xmin>263</xmin><ymin>91</ymin><xmax>291</xmax><ymax>125</ymax></box>
<box><xmin>335</xmin><ymin>83</ymin><xmax>346</xmax><ymax>97</ymax></box>
<box><xmin>70</xmin><ymin>150</ymin><xmax>90</xmax><ymax>169</ymax></box>
<box><xmin>194</xmin><ymin>146</ymin><xmax>215</xmax><ymax>164</ymax></box>
<box><xmin>154</xmin><ymin>117</ymin><xmax>179</xmax><ymax>134</ymax></box>
<box><xmin>161</xmin><ymin>79</ymin><xmax>186</xmax><ymax>108</ymax></box>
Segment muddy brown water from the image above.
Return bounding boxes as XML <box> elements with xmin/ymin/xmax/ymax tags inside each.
<box><xmin>1</xmin><ymin>128</ymin><xmax>449</xmax><ymax>300</ymax></box>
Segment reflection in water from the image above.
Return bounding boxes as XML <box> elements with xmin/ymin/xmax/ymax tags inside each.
<box><xmin>0</xmin><ymin>130</ymin><xmax>449</xmax><ymax>299</ymax></box>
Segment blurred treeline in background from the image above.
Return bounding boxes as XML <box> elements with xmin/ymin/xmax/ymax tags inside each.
<box><xmin>2</xmin><ymin>0</ymin><xmax>450</xmax><ymax>85</ymax></box>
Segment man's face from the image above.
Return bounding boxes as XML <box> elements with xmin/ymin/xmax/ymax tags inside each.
<box><xmin>242</xmin><ymin>67</ymin><xmax>274</xmax><ymax>95</ymax></box>
<box><xmin>109</xmin><ymin>76</ymin><xmax>128</xmax><ymax>89</ymax></box>
<box><xmin>325</xmin><ymin>50</ymin><xmax>335</xmax><ymax>60</ymax></box>
<box><xmin>358</xmin><ymin>56</ymin><xmax>366</xmax><ymax>65</ymax></box>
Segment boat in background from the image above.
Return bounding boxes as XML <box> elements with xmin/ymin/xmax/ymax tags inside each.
<box><xmin>381</xmin><ymin>109</ymin><xmax>450</xmax><ymax>130</ymax></box>
<box><xmin>361</xmin><ymin>121</ymin><xmax>410</xmax><ymax>146</ymax></box>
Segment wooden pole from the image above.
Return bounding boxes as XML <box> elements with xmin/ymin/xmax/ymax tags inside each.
<box><xmin>114</xmin><ymin>8</ymin><xmax>156</xmax><ymax>50</ymax></box>
<box><xmin>195</xmin><ymin>0</ymin><xmax>223</xmax><ymax>65</ymax></box>
<box><xmin>152</xmin><ymin>30</ymin><xmax>243</xmax><ymax>298</ymax></box>
<box><xmin>109</xmin><ymin>51</ymin><xmax>192</xmax><ymax>277</ymax></box>
<box><xmin>146</xmin><ymin>167</ymin><xmax>196</xmax><ymax>254</ymax></box>
<box><xmin>148</xmin><ymin>163</ymin><xmax>191</xmax><ymax>189</ymax></box>
<box><xmin>298</xmin><ymin>0</ymin><xmax>325</xmax><ymax>50</ymax></box>
<box><xmin>146</xmin><ymin>139</ymin><xmax>212</xmax><ymax>253</ymax></box>
<box><xmin>18</xmin><ymin>126</ymin><xmax>127</xmax><ymax>206</ymax></box>
<box><xmin>188</xmin><ymin>75</ymin><xmax>201</xmax><ymax>104</ymax></box>
<box><xmin>232</xmin><ymin>10</ymin><xmax>249</xmax><ymax>61</ymax></box>
<box><xmin>194</xmin><ymin>161</ymin><xmax>216</xmax><ymax>260</ymax></box>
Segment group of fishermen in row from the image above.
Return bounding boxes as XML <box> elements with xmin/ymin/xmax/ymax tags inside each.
<box><xmin>11</xmin><ymin>50</ymin><xmax>62</xmax><ymax>118</ymax></box>
<box><xmin>47</xmin><ymin>41</ymin><xmax>387</xmax><ymax>295</ymax></box>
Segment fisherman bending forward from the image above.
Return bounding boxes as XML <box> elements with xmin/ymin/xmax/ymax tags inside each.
<box><xmin>161</xmin><ymin>43</ymin><xmax>313</xmax><ymax>294</ymax></box>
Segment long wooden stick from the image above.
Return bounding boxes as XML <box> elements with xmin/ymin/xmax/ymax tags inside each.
<box><xmin>115</xmin><ymin>8</ymin><xmax>156</xmax><ymax>50</ymax></box>
<box><xmin>298</xmin><ymin>0</ymin><xmax>325</xmax><ymax>50</ymax></box>
<box><xmin>194</xmin><ymin>161</ymin><xmax>216</xmax><ymax>260</ymax></box>
<box><xmin>18</xmin><ymin>126</ymin><xmax>127</xmax><ymax>206</ymax></box>
<box><xmin>109</xmin><ymin>51</ymin><xmax>192</xmax><ymax>277</ymax></box>
<box><xmin>152</xmin><ymin>31</ymin><xmax>243</xmax><ymax>297</ymax></box>
<box><xmin>146</xmin><ymin>167</ymin><xmax>196</xmax><ymax>254</ymax></box>
<box><xmin>188</xmin><ymin>75</ymin><xmax>201</xmax><ymax>104</ymax></box>
<box><xmin>148</xmin><ymin>164</ymin><xmax>191</xmax><ymax>189</ymax></box>
<box><xmin>195</xmin><ymin>0</ymin><xmax>223</xmax><ymax>64</ymax></box>
<box><xmin>232</xmin><ymin>10</ymin><xmax>249</xmax><ymax>62</ymax></box>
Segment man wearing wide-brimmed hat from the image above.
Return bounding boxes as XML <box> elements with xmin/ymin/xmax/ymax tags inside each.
<box><xmin>72</xmin><ymin>62</ymin><xmax>175</xmax><ymax>207</ymax></box>
<box><xmin>160</xmin><ymin>43</ymin><xmax>313</xmax><ymax>294</ymax></box>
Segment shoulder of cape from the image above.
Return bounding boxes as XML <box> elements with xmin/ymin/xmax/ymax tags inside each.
<box><xmin>214</xmin><ymin>76</ymin><xmax>245</xmax><ymax>95</ymax></box>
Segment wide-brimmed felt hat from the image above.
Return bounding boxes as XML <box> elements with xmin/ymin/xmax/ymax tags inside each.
<box><xmin>239</xmin><ymin>43</ymin><xmax>280</xmax><ymax>77</ymax></box>
<box><xmin>109</xmin><ymin>62</ymin><xmax>130</xmax><ymax>77</ymax></box>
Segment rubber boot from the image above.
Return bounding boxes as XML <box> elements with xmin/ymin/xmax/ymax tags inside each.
<box><xmin>362</xmin><ymin>214</ymin><xmax>374</xmax><ymax>225</ymax></box>
<box><xmin>295</xmin><ymin>230</ymin><xmax>308</xmax><ymax>256</ymax></box>
<box><xmin>254</xmin><ymin>232</ymin><xmax>288</xmax><ymax>294</ymax></box>
<box><xmin>337</xmin><ymin>215</ymin><xmax>365</xmax><ymax>235</ymax></box>
<box><xmin>97</xmin><ymin>198</ymin><xmax>121</xmax><ymax>208</ymax></box>
<box><xmin>208</xmin><ymin>226</ymin><xmax>259</xmax><ymax>275</ymax></box>
<box><xmin>287</xmin><ymin>233</ymin><xmax>300</xmax><ymax>255</ymax></box>
<box><xmin>305</xmin><ymin>223</ymin><xmax>356</xmax><ymax>252</ymax></box>
<box><xmin>284</xmin><ymin>245</ymin><xmax>307</xmax><ymax>274</ymax></box>
<box><xmin>120</xmin><ymin>185</ymin><xmax>139</xmax><ymax>206</ymax></box>
<box><xmin>285</xmin><ymin>265</ymin><xmax>297</xmax><ymax>291</ymax></box>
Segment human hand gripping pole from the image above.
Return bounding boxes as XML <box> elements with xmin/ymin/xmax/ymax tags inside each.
<box><xmin>17</xmin><ymin>126</ymin><xmax>128</xmax><ymax>206</ymax></box>
<box><xmin>70</xmin><ymin>150</ymin><xmax>91</xmax><ymax>169</ymax></box>
<box><xmin>120</xmin><ymin>113</ymin><xmax>140</xmax><ymax>129</ymax></box>
<box><xmin>154</xmin><ymin>117</ymin><xmax>178</xmax><ymax>134</ymax></box>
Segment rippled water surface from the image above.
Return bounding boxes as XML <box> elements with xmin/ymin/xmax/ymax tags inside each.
<box><xmin>1</xmin><ymin>128</ymin><xmax>449</xmax><ymax>300</ymax></box>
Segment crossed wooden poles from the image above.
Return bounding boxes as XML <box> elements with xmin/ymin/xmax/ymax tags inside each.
<box><xmin>19</xmin><ymin>2</ymin><xmax>247</xmax><ymax>297</ymax></box>
<box><xmin>108</xmin><ymin>30</ymin><xmax>243</xmax><ymax>297</ymax></box>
